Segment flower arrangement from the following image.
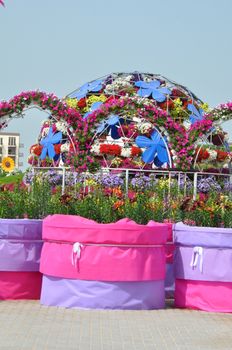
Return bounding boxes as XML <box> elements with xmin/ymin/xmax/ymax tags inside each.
<box><xmin>64</xmin><ymin>73</ymin><xmax>213</xmax><ymax>171</ymax></box>
<box><xmin>0</xmin><ymin>76</ymin><xmax>231</xmax><ymax>173</ymax></box>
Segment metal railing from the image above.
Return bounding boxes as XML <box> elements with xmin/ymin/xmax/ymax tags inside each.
<box><xmin>31</xmin><ymin>166</ymin><xmax>232</xmax><ymax>199</ymax></box>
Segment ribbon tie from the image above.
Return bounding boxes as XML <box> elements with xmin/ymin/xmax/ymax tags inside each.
<box><xmin>190</xmin><ymin>246</ymin><xmax>203</xmax><ymax>273</ymax></box>
<box><xmin>72</xmin><ymin>242</ymin><xmax>84</xmax><ymax>271</ymax></box>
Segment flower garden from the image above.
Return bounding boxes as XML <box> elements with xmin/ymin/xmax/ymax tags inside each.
<box><xmin>0</xmin><ymin>72</ymin><xmax>232</xmax><ymax>311</ymax></box>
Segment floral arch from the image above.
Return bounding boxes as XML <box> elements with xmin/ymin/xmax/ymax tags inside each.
<box><xmin>0</xmin><ymin>78</ymin><xmax>231</xmax><ymax>173</ymax></box>
<box><xmin>193</xmin><ymin>102</ymin><xmax>232</xmax><ymax>172</ymax></box>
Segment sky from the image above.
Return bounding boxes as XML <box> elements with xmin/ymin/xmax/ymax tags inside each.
<box><xmin>0</xmin><ymin>0</ymin><xmax>232</xmax><ymax>169</ymax></box>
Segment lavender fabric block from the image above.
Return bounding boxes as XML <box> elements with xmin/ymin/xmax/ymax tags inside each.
<box><xmin>0</xmin><ymin>219</ymin><xmax>42</xmax><ymax>240</ymax></box>
<box><xmin>40</xmin><ymin>275</ymin><xmax>165</xmax><ymax>310</ymax></box>
<box><xmin>174</xmin><ymin>222</ymin><xmax>232</xmax><ymax>283</ymax></box>
<box><xmin>0</xmin><ymin>219</ymin><xmax>43</xmax><ymax>271</ymax></box>
<box><xmin>0</xmin><ymin>241</ymin><xmax>43</xmax><ymax>271</ymax></box>
<box><xmin>174</xmin><ymin>222</ymin><xmax>232</xmax><ymax>248</ymax></box>
<box><xmin>175</xmin><ymin>246</ymin><xmax>232</xmax><ymax>282</ymax></box>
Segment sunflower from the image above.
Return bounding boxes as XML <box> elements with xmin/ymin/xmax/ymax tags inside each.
<box><xmin>1</xmin><ymin>157</ymin><xmax>15</xmax><ymax>172</ymax></box>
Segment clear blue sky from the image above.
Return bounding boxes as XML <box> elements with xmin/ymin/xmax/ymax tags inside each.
<box><xmin>0</xmin><ymin>0</ymin><xmax>232</xmax><ymax>168</ymax></box>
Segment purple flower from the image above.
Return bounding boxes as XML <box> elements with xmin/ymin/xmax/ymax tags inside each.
<box><xmin>197</xmin><ymin>176</ymin><xmax>221</xmax><ymax>193</ymax></box>
<box><xmin>95</xmin><ymin>174</ymin><xmax>124</xmax><ymax>188</ymax></box>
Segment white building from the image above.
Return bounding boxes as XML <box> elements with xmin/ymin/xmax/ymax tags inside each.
<box><xmin>0</xmin><ymin>132</ymin><xmax>24</xmax><ymax>169</ymax></box>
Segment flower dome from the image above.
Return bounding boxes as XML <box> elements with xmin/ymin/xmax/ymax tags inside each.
<box><xmin>29</xmin><ymin>72</ymin><xmax>231</xmax><ymax>172</ymax></box>
<box><xmin>64</xmin><ymin>72</ymin><xmax>204</xmax><ymax>170</ymax></box>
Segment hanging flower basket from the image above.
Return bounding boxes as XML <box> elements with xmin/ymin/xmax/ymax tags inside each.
<box><xmin>40</xmin><ymin>215</ymin><xmax>168</xmax><ymax>310</ymax></box>
<box><xmin>0</xmin><ymin>219</ymin><xmax>43</xmax><ymax>300</ymax></box>
<box><xmin>174</xmin><ymin>222</ymin><xmax>232</xmax><ymax>312</ymax></box>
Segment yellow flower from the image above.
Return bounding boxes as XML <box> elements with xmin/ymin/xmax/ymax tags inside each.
<box><xmin>85</xmin><ymin>178</ymin><xmax>97</xmax><ymax>186</ymax></box>
<box><xmin>1</xmin><ymin>157</ymin><xmax>15</xmax><ymax>172</ymax></box>
<box><xmin>82</xmin><ymin>94</ymin><xmax>107</xmax><ymax>113</ymax></box>
<box><xmin>65</xmin><ymin>98</ymin><xmax>78</xmax><ymax>109</ymax></box>
<box><xmin>200</xmin><ymin>103</ymin><xmax>209</xmax><ymax>112</ymax></box>
<box><xmin>173</xmin><ymin>98</ymin><xmax>182</xmax><ymax>108</ymax></box>
<box><xmin>87</xmin><ymin>94</ymin><xmax>107</xmax><ymax>105</ymax></box>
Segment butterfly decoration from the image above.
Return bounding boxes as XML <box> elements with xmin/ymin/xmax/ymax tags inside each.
<box><xmin>69</xmin><ymin>79</ymin><xmax>103</xmax><ymax>99</ymax></box>
<box><xmin>40</xmin><ymin>127</ymin><xmax>62</xmax><ymax>160</ymax></box>
<box><xmin>135</xmin><ymin>130</ymin><xmax>169</xmax><ymax>165</ymax></box>
<box><xmin>83</xmin><ymin>102</ymin><xmax>103</xmax><ymax>119</ymax></box>
<box><xmin>135</xmin><ymin>80</ymin><xmax>171</xmax><ymax>102</ymax></box>
<box><xmin>96</xmin><ymin>114</ymin><xmax>124</xmax><ymax>139</ymax></box>
<box><xmin>188</xmin><ymin>104</ymin><xmax>205</xmax><ymax>125</ymax></box>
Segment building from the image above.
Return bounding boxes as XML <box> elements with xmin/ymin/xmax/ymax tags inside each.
<box><xmin>0</xmin><ymin>132</ymin><xmax>24</xmax><ymax>169</ymax></box>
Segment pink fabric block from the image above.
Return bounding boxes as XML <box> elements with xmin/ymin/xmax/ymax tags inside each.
<box><xmin>0</xmin><ymin>271</ymin><xmax>42</xmax><ymax>300</ymax></box>
<box><xmin>175</xmin><ymin>279</ymin><xmax>232</xmax><ymax>313</ymax></box>
<box><xmin>40</xmin><ymin>242</ymin><xmax>166</xmax><ymax>281</ymax></box>
<box><xmin>40</xmin><ymin>215</ymin><xmax>168</xmax><ymax>281</ymax></box>
<box><xmin>42</xmin><ymin>215</ymin><xmax>168</xmax><ymax>245</ymax></box>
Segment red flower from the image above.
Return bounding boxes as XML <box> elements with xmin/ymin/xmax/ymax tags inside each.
<box><xmin>195</xmin><ymin>148</ymin><xmax>209</xmax><ymax>162</ymax></box>
<box><xmin>128</xmin><ymin>190</ymin><xmax>137</xmax><ymax>202</ymax></box>
<box><xmin>30</xmin><ymin>144</ymin><xmax>43</xmax><ymax>156</ymax></box>
<box><xmin>171</xmin><ymin>89</ymin><xmax>186</xmax><ymax>98</ymax></box>
<box><xmin>54</xmin><ymin>144</ymin><xmax>61</xmax><ymax>154</ymax></box>
<box><xmin>182</xmin><ymin>100</ymin><xmax>191</xmax><ymax>109</ymax></box>
<box><xmin>158</xmin><ymin>100</ymin><xmax>174</xmax><ymax>110</ymax></box>
<box><xmin>217</xmin><ymin>150</ymin><xmax>229</xmax><ymax>162</ymax></box>
<box><xmin>77</xmin><ymin>98</ymin><xmax>87</xmax><ymax>108</ymax></box>
<box><xmin>100</xmin><ymin>144</ymin><xmax>121</xmax><ymax>156</ymax></box>
<box><xmin>113</xmin><ymin>200</ymin><xmax>124</xmax><ymax>210</ymax></box>
<box><xmin>131</xmin><ymin>146</ymin><xmax>141</xmax><ymax>157</ymax></box>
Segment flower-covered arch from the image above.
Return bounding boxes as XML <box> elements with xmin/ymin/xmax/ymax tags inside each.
<box><xmin>193</xmin><ymin>102</ymin><xmax>232</xmax><ymax>171</ymax></box>
<box><xmin>0</xmin><ymin>77</ymin><xmax>231</xmax><ymax>172</ymax></box>
<box><xmin>0</xmin><ymin>91</ymin><xmax>83</xmax><ymax>167</ymax></box>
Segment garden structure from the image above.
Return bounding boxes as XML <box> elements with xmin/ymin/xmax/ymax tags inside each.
<box><xmin>0</xmin><ymin>72</ymin><xmax>232</xmax><ymax>310</ymax></box>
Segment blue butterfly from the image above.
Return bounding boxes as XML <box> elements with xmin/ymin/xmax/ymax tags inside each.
<box><xmin>69</xmin><ymin>79</ymin><xmax>103</xmax><ymax>99</ymax></box>
<box><xmin>135</xmin><ymin>80</ymin><xmax>171</xmax><ymax>102</ymax></box>
<box><xmin>187</xmin><ymin>104</ymin><xmax>204</xmax><ymax>124</ymax></box>
<box><xmin>40</xmin><ymin>127</ymin><xmax>62</xmax><ymax>160</ymax></box>
<box><xmin>135</xmin><ymin>130</ymin><xmax>169</xmax><ymax>165</ymax></box>
<box><xmin>83</xmin><ymin>102</ymin><xmax>103</xmax><ymax>119</ymax></box>
<box><xmin>96</xmin><ymin>114</ymin><xmax>123</xmax><ymax>139</ymax></box>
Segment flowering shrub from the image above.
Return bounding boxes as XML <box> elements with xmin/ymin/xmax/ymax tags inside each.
<box><xmin>0</xmin><ymin>171</ymin><xmax>231</xmax><ymax>227</ymax></box>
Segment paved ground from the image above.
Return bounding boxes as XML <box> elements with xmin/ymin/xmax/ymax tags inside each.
<box><xmin>0</xmin><ymin>300</ymin><xmax>232</xmax><ymax>350</ymax></box>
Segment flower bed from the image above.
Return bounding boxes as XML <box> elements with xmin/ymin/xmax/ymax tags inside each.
<box><xmin>174</xmin><ymin>222</ymin><xmax>232</xmax><ymax>312</ymax></box>
<box><xmin>0</xmin><ymin>219</ymin><xmax>43</xmax><ymax>299</ymax></box>
<box><xmin>40</xmin><ymin>215</ymin><xmax>168</xmax><ymax>309</ymax></box>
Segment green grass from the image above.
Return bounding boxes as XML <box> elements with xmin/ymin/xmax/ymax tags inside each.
<box><xmin>0</xmin><ymin>173</ymin><xmax>24</xmax><ymax>185</ymax></box>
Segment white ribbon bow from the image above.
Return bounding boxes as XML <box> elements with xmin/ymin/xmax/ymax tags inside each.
<box><xmin>190</xmin><ymin>246</ymin><xmax>203</xmax><ymax>273</ymax></box>
<box><xmin>72</xmin><ymin>242</ymin><xmax>84</xmax><ymax>271</ymax></box>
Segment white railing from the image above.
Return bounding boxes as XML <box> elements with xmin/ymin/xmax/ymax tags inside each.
<box><xmin>31</xmin><ymin>166</ymin><xmax>232</xmax><ymax>199</ymax></box>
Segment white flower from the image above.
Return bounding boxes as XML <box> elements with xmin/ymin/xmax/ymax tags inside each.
<box><xmin>171</xmin><ymin>149</ymin><xmax>176</xmax><ymax>156</ymax></box>
<box><xmin>208</xmin><ymin>150</ymin><xmax>217</xmax><ymax>161</ymax></box>
<box><xmin>137</xmin><ymin>122</ymin><xmax>153</xmax><ymax>133</ymax></box>
<box><xmin>90</xmin><ymin>143</ymin><xmax>100</xmax><ymax>154</ymax></box>
<box><xmin>60</xmin><ymin>143</ymin><xmax>70</xmax><ymax>153</ymax></box>
<box><xmin>56</xmin><ymin>122</ymin><xmax>68</xmax><ymax>134</ymax></box>
<box><xmin>132</xmin><ymin>116</ymin><xmax>142</xmax><ymax>123</ymax></box>
<box><xmin>121</xmin><ymin>148</ymin><xmax>131</xmax><ymax>157</ymax></box>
